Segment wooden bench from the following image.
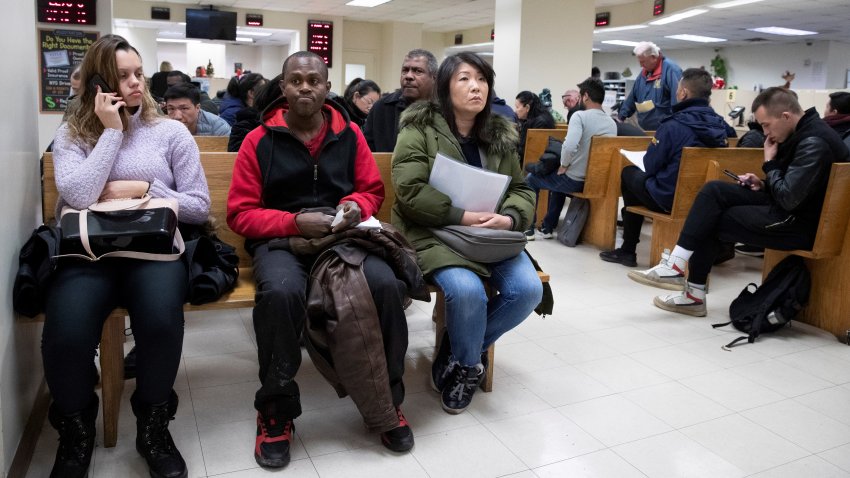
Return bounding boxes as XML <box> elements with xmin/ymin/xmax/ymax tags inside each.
<box><xmin>374</xmin><ymin>153</ymin><xmax>550</xmax><ymax>392</ymax></box>
<box><xmin>522</xmin><ymin>128</ymin><xmax>568</xmax><ymax>225</ymax></box>
<box><xmin>193</xmin><ymin>135</ymin><xmax>230</xmax><ymax>152</ymax></box>
<box><xmin>624</xmin><ymin>147</ymin><xmax>764</xmax><ymax>265</ymax></box>
<box><xmin>41</xmin><ymin>152</ymin><xmax>253</xmax><ymax>448</ymax></box>
<box><xmin>573</xmin><ymin>136</ymin><xmax>653</xmax><ymax>250</ymax></box>
<box><xmin>762</xmin><ymin>162</ymin><xmax>850</xmax><ymax>338</ymax></box>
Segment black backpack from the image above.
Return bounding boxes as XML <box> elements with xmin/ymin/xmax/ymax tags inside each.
<box><xmin>712</xmin><ymin>255</ymin><xmax>810</xmax><ymax>349</ymax></box>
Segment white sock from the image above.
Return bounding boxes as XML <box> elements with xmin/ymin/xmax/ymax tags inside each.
<box><xmin>687</xmin><ymin>282</ymin><xmax>706</xmax><ymax>300</ymax></box>
<box><xmin>669</xmin><ymin>246</ymin><xmax>692</xmax><ymax>271</ymax></box>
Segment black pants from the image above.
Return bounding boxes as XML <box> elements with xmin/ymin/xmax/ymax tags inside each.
<box><xmin>620</xmin><ymin>166</ymin><xmax>667</xmax><ymax>253</ymax></box>
<box><xmin>42</xmin><ymin>259</ymin><xmax>187</xmax><ymax>415</ymax></box>
<box><xmin>251</xmin><ymin>243</ymin><xmax>408</xmax><ymax>419</ymax></box>
<box><xmin>678</xmin><ymin>181</ymin><xmax>816</xmax><ymax>285</ymax></box>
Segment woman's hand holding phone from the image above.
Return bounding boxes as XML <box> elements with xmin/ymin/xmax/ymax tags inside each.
<box><xmin>90</xmin><ymin>75</ymin><xmax>125</xmax><ymax>131</ymax></box>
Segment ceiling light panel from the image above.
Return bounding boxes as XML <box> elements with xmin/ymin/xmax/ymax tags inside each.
<box><xmin>346</xmin><ymin>0</ymin><xmax>392</xmax><ymax>7</ymax></box>
<box><xmin>748</xmin><ymin>26</ymin><xmax>818</xmax><ymax>36</ymax></box>
<box><xmin>649</xmin><ymin>8</ymin><xmax>709</xmax><ymax>25</ymax></box>
<box><xmin>711</xmin><ymin>0</ymin><xmax>764</xmax><ymax>8</ymax></box>
<box><xmin>665</xmin><ymin>34</ymin><xmax>727</xmax><ymax>42</ymax></box>
<box><xmin>601</xmin><ymin>40</ymin><xmax>640</xmax><ymax>47</ymax></box>
<box><xmin>593</xmin><ymin>25</ymin><xmax>648</xmax><ymax>34</ymax></box>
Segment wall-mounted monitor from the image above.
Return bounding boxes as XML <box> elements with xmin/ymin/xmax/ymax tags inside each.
<box><xmin>307</xmin><ymin>20</ymin><xmax>333</xmax><ymax>68</ymax></box>
<box><xmin>185</xmin><ymin>8</ymin><xmax>237</xmax><ymax>41</ymax></box>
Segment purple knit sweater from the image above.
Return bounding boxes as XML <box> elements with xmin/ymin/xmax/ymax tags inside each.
<box><xmin>52</xmin><ymin>109</ymin><xmax>210</xmax><ymax>224</ymax></box>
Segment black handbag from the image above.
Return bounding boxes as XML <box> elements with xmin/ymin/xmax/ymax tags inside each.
<box><xmin>430</xmin><ymin>225</ymin><xmax>527</xmax><ymax>263</ymax></box>
<box><xmin>59</xmin><ymin>195</ymin><xmax>184</xmax><ymax>261</ymax></box>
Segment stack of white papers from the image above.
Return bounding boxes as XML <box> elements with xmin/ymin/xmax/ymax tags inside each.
<box><xmin>428</xmin><ymin>152</ymin><xmax>510</xmax><ymax>212</ymax></box>
<box><xmin>620</xmin><ymin>149</ymin><xmax>647</xmax><ymax>172</ymax></box>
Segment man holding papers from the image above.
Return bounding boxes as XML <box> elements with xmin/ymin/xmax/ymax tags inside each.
<box><xmin>600</xmin><ymin>68</ymin><xmax>735</xmax><ymax>267</ymax></box>
<box><xmin>525</xmin><ymin>78</ymin><xmax>617</xmax><ymax>238</ymax></box>
<box><xmin>227</xmin><ymin>52</ymin><xmax>415</xmax><ymax>464</ymax></box>
<box><xmin>392</xmin><ymin>52</ymin><xmax>541</xmax><ymax>415</ymax></box>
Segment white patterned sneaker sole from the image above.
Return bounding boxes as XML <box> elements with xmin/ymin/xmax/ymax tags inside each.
<box><xmin>653</xmin><ymin>295</ymin><xmax>707</xmax><ymax>317</ymax></box>
<box><xmin>627</xmin><ymin>270</ymin><xmax>686</xmax><ymax>291</ymax></box>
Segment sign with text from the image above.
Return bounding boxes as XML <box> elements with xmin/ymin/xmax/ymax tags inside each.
<box><xmin>39</xmin><ymin>29</ymin><xmax>99</xmax><ymax>113</ymax></box>
<box><xmin>37</xmin><ymin>0</ymin><xmax>97</xmax><ymax>25</ymax></box>
<box><xmin>307</xmin><ymin>20</ymin><xmax>333</xmax><ymax>68</ymax></box>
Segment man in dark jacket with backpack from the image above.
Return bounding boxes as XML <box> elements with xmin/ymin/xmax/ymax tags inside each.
<box><xmin>600</xmin><ymin>68</ymin><xmax>736</xmax><ymax>267</ymax></box>
<box><xmin>628</xmin><ymin>87</ymin><xmax>849</xmax><ymax>317</ymax></box>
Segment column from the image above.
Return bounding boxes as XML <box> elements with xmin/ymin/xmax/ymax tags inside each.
<box><xmin>494</xmin><ymin>0</ymin><xmax>594</xmax><ymax>104</ymax></box>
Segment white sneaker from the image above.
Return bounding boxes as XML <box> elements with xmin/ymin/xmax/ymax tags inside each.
<box><xmin>653</xmin><ymin>290</ymin><xmax>707</xmax><ymax>317</ymax></box>
<box><xmin>524</xmin><ymin>228</ymin><xmax>535</xmax><ymax>241</ymax></box>
<box><xmin>627</xmin><ymin>257</ymin><xmax>686</xmax><ymax>291</ymax></box>
<box><xmin>535</xmin><ymin>229</ymin><xmax>554</xmax><ymax>240</ymax></box>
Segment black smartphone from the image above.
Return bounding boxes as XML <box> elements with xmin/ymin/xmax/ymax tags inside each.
<box><xmin>88</xmin><ymin>74</ymin><xmax>124</xmax><ymax>114</ymax></box>
<box><xmin>723</xmin><ymin>169</ymin><xmax>741</xmax><ymax>182</ymax></box>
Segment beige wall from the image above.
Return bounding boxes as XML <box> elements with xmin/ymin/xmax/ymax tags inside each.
<box><xmin>2</xmin><ymin>0</ymin><xmax>47</xmax><ymax>475</ymax></box>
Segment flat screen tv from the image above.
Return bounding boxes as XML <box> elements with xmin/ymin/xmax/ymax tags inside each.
<box><xmin>185</xmin><ymin>9</ymin><xmax>237</xmax><ymax>41</ymax></box>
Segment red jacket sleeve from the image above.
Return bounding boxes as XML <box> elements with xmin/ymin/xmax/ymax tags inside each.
<box><xmin>226</xmin><ymin>129</ymin><xmax>301</xmax><ymax>238</ymax></box>
<box><xmin>340</xmin><ymin>123</ymin><xmax>384</xmax><ymax>219</ymax></box>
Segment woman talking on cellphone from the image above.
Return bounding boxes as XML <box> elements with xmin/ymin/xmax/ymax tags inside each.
<box><xmin>45</xmin><ymin>34</ymin><xmax>209</xmax><ymax>478</ymax></box>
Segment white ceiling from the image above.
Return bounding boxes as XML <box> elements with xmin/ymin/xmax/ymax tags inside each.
<box><xmin>122</xmin><ymin>0</ymin><xmax>850</xmax><ymax>50</ymax></box>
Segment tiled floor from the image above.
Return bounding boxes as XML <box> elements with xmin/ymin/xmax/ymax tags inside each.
<box><xmin>27</xmin><ymin>225</ymin><xmax>850</xmax><ymax>477</ymax></box>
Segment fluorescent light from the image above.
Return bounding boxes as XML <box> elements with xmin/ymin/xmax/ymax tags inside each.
<box><xmin>346</xmin><ymin>0</ymin><xmax>392</xmax><ymax>6</ymax></box>
<box><xmin>748</xmin><ymin>26</ymin><xmax>817</xmax><ymax>36</ymax></box>
<box><xmin>156</xmin><ymin>38</ymin><xmax>200</xmax><ymax>43</ymax></box>
<box><xmin>649</xmin><ymin>8</ymin><xmax>708</xmax><ymax>25</ymax></box>
<box><xmin>236</xmin><ymin>30</ymin><xmax>272</xmax><ymax>37</ymax></box>
<box><xmin>666</xmin><ymin>34</ymin><xmax>726</xmax><ymax>43</ymax></box>
<box><xmin>711</xmin><ymin>0</ymin><xmax>764</xmax><ymax>8</ymax></box>
<box><xmin>593</xmin><ymin>25</ymin><xmax>647</xmax><ymax>34</ymax></box>
<box><xmin>235</xmin><ymin>37</ymin><xmax>254</xmax><ymax>42</ymax></box>
<box><xmin>592</xmin><ymin>48</ymin><xmax>601</xmax><ymax>51</ymax></box>
<box><xmin>601</xmin><ymin>40</ymin><xmax>640</xmax><ymax>47</ymax></box>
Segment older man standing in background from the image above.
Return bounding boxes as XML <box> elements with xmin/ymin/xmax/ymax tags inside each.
<box><xmin>618</xmin><ymin>41</ymin><xmax>682</xmax><ymax>130</ymax></box>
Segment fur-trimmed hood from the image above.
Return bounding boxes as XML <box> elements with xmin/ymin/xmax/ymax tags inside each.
<box><xmin>399</xmin><ymin>101</ymin><xmax>519</xmax><ymax>159</ymax></box>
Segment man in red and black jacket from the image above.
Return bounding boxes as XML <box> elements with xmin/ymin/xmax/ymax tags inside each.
<box><xmin>227</xmin><ymin>52</ymin><xmax>413</xmax><ymax>468</ymax></box>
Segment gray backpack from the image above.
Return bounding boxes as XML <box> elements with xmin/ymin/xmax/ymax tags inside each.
<box><xmin>556</xmin><ymin>197</ymin><xmax>589</xmax><ymax>247</ymax></box>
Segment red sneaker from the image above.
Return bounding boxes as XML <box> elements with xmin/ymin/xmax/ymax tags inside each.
<box><xmin>380</xmin><ymin>407</ymin><xmax>414</xmax><ymax>452</ymax></box>
<box><xmin>254</xmin><ymin>412</ymin><xmax>293</xmax><ymax>468</ymax></box>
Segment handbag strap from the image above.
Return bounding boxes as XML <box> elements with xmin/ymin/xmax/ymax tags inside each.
<box><xmin>87</xmin><ymin>194</ymin><xmax>152</xmax><ymax>212</ymax></box>
<box><xmin>55</xmin><ymin>208</ymin><xmax>185</xmax><ymax>262</ymax></box>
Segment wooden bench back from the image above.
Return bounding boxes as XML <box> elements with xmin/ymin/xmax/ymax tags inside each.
<box><xmin>554</xmin><ymin>123</ymin><xmax>568</xmax><ymax>129</ymax></box>
<box><xmin>374</xmin><ymin>152</ymin><xmax>394</xmax><ymax>223</ymax></box>
<box><xmin>42</xmin><ymin>152</ymin><xmax>251</xmax><ymax>268</ymax></box>
<box><xmin>802</xmin><ymin>162</ymin><xmax>850</xmax><ymax>258</ymax></box>
<box><xmin>576</xmin><ymin>136</ymin><xmax>652</xmax><ymax>198</ymax></box>
<box><xmin>522</xmin><ymin>128</ymin><xmax>567</xmax><ymax>166</ymax></box>
<box><xmin>194</xmin><ymin>136</ymin><xmax>230</xmax><ymax>152</ymax></box>
<box><xmin>669</xmin><ymin>147</ymin><xmax>763</xmax><ymax>219</ymax></box>
<box><xmin>705</xmin><ymin>148</ymin><xmax>764</xmax><ymax>184</ymax></box>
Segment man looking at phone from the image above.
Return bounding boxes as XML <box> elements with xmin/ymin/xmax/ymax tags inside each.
<box><xmin>600</xmin><ymin>68</ymin><xmax>735</xmax><ymax>267</ymax></box>
<box><xmin>164</xmin><ymin>84</ymin><xmax>231</xmax><ymax>136</ymax></box>
<box><xmin>227</xmin><ymin>51</ymin><xmax>415</xmax><ymax>468</ymax></box>
<box><xmin>628</xmin><ymin>87</ymin><xmax>849</xmax><ymax>316</ymax></box>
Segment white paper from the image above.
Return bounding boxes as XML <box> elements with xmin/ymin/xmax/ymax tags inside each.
<box><xmin>43</xmin><ymin>50</ymin><xmax>70</xmax><ymax>68</ymax></box>
<box><xmin>356</xmin><ymin>216</ymin><xmax>382</xmax><ymax>229</ymax></box>
<box><xmin>620</xmin><ymin>149</ymin><xmax>646</xmax><ymax>172</ymax></box>
<box><xmin>428</xmin><ymin>152</ymin><xmax>510</xmax><ymax>213</ymax></box>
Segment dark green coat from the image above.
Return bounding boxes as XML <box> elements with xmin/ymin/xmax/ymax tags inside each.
<box><xmin>390</xmin><ymin>102</ymin><xmax>535</xmax><ymax>277</ymax></box>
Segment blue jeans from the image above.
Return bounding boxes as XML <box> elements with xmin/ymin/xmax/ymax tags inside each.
<box><xmin>526</xmin><ymin>172</ymin><xmax>585</xmax><ymax>232</ymax></box>
<box><xmin>431</xmin><ymin>252</ymin><xmax>543</xmax><ymax>366</ymax></box>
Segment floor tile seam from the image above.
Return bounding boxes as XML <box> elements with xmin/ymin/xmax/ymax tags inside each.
<box><xmin>509</xmin><ymin>367</ymin><xmax>616</xmax><ymax>409</ymax></box>
<box><xmin>817</xmin><ymin>444</ymin><xmax>850</xmax><ymax>473</ymax></box>
<box><xmin>183</xmin><ymin>386</ymin><xmax>211</xmax><ymax>477</ymax></box>
<box><xmin>186</xmin><ymin>378</ymin><xmax>258</xmax><ymax>391</ymax></box>
<box><xmin>607</xmin><ymin>428</ymin><xmax>745</xmax><ymax>476</ymax></box>
<box><xmin>726</xmin><ymin>361</ymin><xmax>835</xmax><ymax>398</ymax></box>
<box><xmin>774</xmin><ymin>354</ymin><xmax>850</xmax><ymax>386</ymax></box>
<box><xmin>675</xmin><ymin>376</ymin><xmax>787</xmax><ymax>412</ymax></box>
<box><xmin>737</xmin><ymin>452</ymin><xmax>827</xmax><ymax>478</ymax></box>
<box><xmin>619</xmin><ymin>382</ymin><xmax>738</xmax><ymax>429</ymax></box>
<box><xmin>790</xmin><ymin>390</ymin><xmax>850</xmax><ymax>427</ymax></box>
<box><xmin>733</xmin><ymin>406</ymin><xmax>850</xmax><ymax>454</ymax></box>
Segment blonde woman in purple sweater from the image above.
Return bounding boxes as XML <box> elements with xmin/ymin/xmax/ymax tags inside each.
<box><xmin>44</xmin><ymin>35</ymin><xmax>209</xmax><ymax>478</ymax></box>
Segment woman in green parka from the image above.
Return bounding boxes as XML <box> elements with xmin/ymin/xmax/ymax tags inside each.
<box><xmin>391</xmin><ymin>52</ymin><xmax>543</xmax><ymax>414</ymax></box>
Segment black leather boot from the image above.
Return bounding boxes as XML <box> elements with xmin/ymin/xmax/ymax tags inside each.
<box><xmin>48</xmin><ymin>395</ymin><xmax>98</xmax><ymax>478</ymax></box>
<box><xmin>131</xmin><ymin>391</ymin><xmax>187</xmax><ymax>478</ymax></box>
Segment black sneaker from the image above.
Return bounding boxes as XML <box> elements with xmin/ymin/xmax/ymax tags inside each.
<box><xmin>735</xmin><ymin>244</ymin><xmax>765</xmax><ymax>257</ymax></box>
<box><xmin>255</xmin><ymin>412</ymin><xmax>293</xmax><ymax>468</ymax></box>
<box><xmin>441</xmin><ymin>364</ymin><xmax>483</xmax><ymax>414</ymax></box>
<box><xmin>431</xmin><ymin>330</ymin><xmax>453</xmax><ymax>392</ymax></box>
<box><xmin>380</xmin><ymin>407</ymin><xmax>414</xmax><ymax>452</ymax></box>
<box><xmin>524</xmin><ymin>228</ymin><xmax>536</xmax><ymax>241</ymax></box>
<box><xmin>599</xmin><ymin>248</ymin><xmax>638</xmax><ymax>267</ymax></box>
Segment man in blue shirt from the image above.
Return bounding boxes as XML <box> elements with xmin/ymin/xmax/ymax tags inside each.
<box><xmin>618</xmin><ymin>41</ymin><xmax>682</xmax><ymax>131</ymax></box>
<box><xmin>164</xmin><ymin>84</ymin><xmax>231</xmax><ymax>136</ymax></box>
